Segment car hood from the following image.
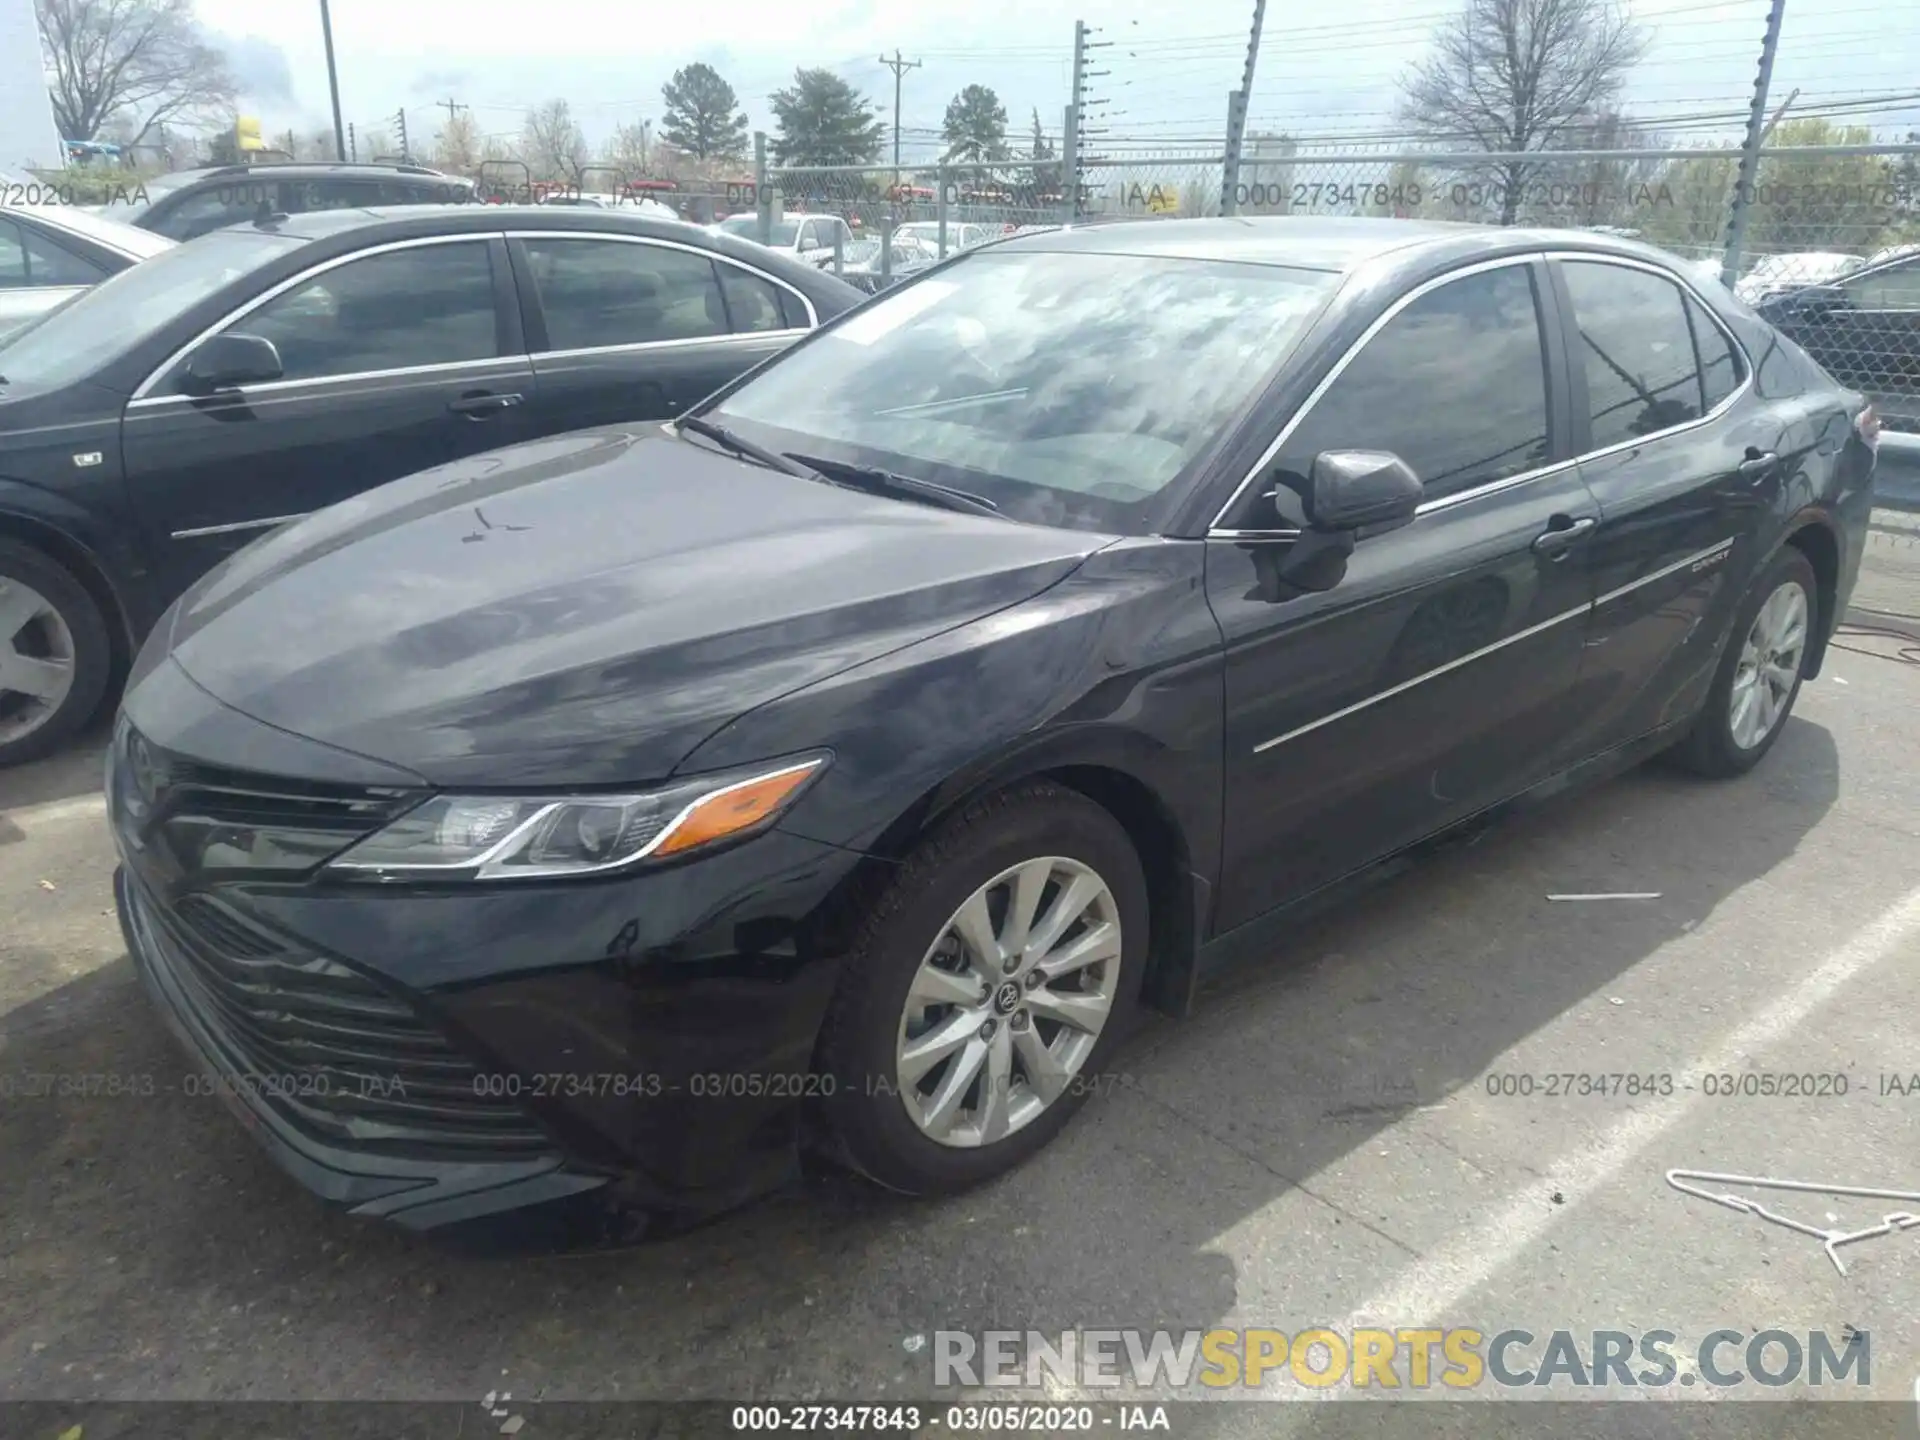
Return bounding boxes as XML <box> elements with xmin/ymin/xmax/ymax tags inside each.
<box><xmin>161</xmin><ymin>427</ymin><xmax>1106</xmax><ymax>788</ymax></box>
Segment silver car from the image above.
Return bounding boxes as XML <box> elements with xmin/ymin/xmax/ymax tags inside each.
<box><xmin>0</xmin><ymin>199</ymin><xmax>175</xmax><ymax>341</ymax></box>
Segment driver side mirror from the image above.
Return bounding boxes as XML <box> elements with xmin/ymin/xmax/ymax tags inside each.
<box><xmin>1304</xmin><ymin>449</ymin><xmax>1424</xmax><ymax>535</ymax></box>
<box><xmin>182</xmin><ymin>333</ymin><xmax>284</xmax><ymax>394</ymax></box>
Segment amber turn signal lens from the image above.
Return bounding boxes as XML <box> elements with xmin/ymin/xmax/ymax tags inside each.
<box><xmin>652</xmin><ymin>761</ymin><xmax>823</xmax><ymax>857</ymax></box>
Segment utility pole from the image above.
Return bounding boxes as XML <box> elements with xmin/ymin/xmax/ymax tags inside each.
<box><xmin>437</xmin><ymin>97</ymin><xmax>468</xmax><ymax>124</ymax></box>
<box><xmin>393</xmin><ymin>107</ymin><xmax>411</xmax><ymax>163</ymax></box>
<box><xmin>878</xmin><ymin>49</ymin><xmax>921</xmax><ymax>284</ymax></box>
<box><xmin>319</xmin><ymin>0</ymin><xmax>346</xmax><ymax>165</ymax></box>
<box><xmin>1066</xmin><ymin>20</ymin><xmax>1111</xmax><ymax>219</ymax></box>
<box><xmin>1722</xmin><ymin>0</ymin><xmax>1786</xmax><ymax>288</ymax></box>
<box><xmin>1221</xmin><ymin>0</ymin><xmax>1268</xmax><ymax>216</ymax></box>
<box><xmin>347</xmin><ymin>121</ymin><xmax>357</xmax><ymax>162</ymax></box>
<box><xmin>878</xmin><ymin>50</ymin><xmax>921</xmax><ymax>187</ymax></box>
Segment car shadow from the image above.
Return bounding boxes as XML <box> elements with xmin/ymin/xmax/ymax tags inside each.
<box><xmin>0</xmin><ymin>709</ymin><xmax>114</xmax><ymax>818</ymax></box>
<box><xmin>0</xmin><ymin>718</ymin><xmax>1840</xmax><ymax>1403</ymax></box>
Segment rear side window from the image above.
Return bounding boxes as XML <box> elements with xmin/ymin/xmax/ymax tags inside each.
<box><xmin>1562</xmin><ymin>261</ymin><xmax>1707</xmax><ymax>449</ymax></box>
<box><xmin>1685</xmin><ymin>295</ymin><xmax>1744</xmax><ymax>412</ymax></box>
<box><xmin>150</xmin><ymin>183</ymin><xmax>274</xmax><ymax>241</ymax></box>
<box><xmin>1844</xmin><ymin>258</ymin><xmax>1920</xmax><ymax>310</ymax></box>
<box><xmin>523</xmin><ymin>238</ymin><xmax>727</xmax><ymax>349</ymax></box>
<box><xmin>718</xmin><ymin>265</ymin><xmax>791</xmax><ymax>333</ymax></box>
<box><xmin>1276</xmin><ymin>262</ymin><xmax>1551</xmax><ymax>505</ymax></box>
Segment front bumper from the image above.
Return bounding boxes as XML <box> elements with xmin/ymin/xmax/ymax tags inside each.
<box><xmin>109</xmin><ymin>674</ymin><xmax>868</xmax><ymax>1235</ymax></box>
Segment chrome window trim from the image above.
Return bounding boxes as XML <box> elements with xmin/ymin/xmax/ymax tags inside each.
<box><xmin>504</xmin><ymin>229</ymin><xmax>820</xmax><ymax>330</ymax></box>
<box><xmin>1249</xmin><ymin>535</ymin><xmax>1738</xmax><ymax>755</ymax></box>
<box><xmin>130</xmin><ymin>233</ymin><xmax>503</xmax><ymax>402</ymax></box>
<box><xmin>1205</xmin><ymin>249</ymin><xmax>1756</xmax><ymax>539</ymax></box>
<box><xmin>530</xmin><ymin>330</ymin><xmax>808</xmax><ymax>363</ymax></box>
<box><xmin>125</xmin><ymin>356</ymin><xmax>529</xmax><ymax>411</ymax></box>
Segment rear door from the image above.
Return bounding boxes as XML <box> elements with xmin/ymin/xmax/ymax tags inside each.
<box><xmin>121</xmin><ymin>235</ymin><xmax>535</xmax><ymax>600</ymax></box>
<box><xmin>1207</xmin><ymin>256</ymin><xmax>1599</xmax><ymax>932</ymax></box>
<box><xmin>1550</xmin><ymin>254</ymin><xmax>1787</xmax><ymax>756</ymax></box>
<box><xmin>508</xmin><ymin>232</ymin><xmax>815</xmax><ymax>434</ymax></box>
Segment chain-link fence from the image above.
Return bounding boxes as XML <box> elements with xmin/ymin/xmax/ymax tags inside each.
<box><xmin>760</xmin><ymin>142</ymin><xmax>1920</xmax><ymax>433</ymax></box>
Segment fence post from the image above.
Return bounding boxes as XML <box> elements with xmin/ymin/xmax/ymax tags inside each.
<box><xmin>1221</xmin><ymin>90</ymin><xmax>1247</xmax><ymax>216</ymax></box>
<box><xmin>936</xmin><ymin>163</ymin><xmax>950</xmax><ymax>257</ymax></box>
<box><xmin>1061</xmin><ymin>104</ymin><xmax>1078</xmax><ymax>225</ymax></box>
<box><xmin>753</xmin><ymin>132</ymin><xmax>771</xmax><ymax>246</ymax></box>
<box><xmin>1722</xmin><ymin>0</ymin><xmax>1786</xmax><ymax>288</ymax></box>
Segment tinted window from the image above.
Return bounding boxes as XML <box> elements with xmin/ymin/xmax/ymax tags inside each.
<box><xmin>150</xmin><ymin>183</ymin><xmax>274</xmax><ymax>240</ymax></box>
<box><xmin>1563</xmin><ymin>261</ymin><xmax>1706</xmax><ymax>450</ymax></box>
<box><xmin>523</xmin><ymin>238</ymin><xmax>725</xmax><ymax>350</ymax></box>
<box><xmin>0</xmin><ymin>220</ymin><xmax>26</xmax><ymax>286</ymax></box>
<box><xmin>1686</xmin><ymin>295</ymin><xmax>1743</xmax><ymax>411</ymax></box>
<box><xmin>714</xmin><ymin>250</ymin><xmax>1337</xmax><ymax>534</ymax></box>
<box><xmin>719</xmin><ymin>266</ymin><xmax>792</xmax><ymax>333</ymax></box>
<box><xmin>213</xmin><ymin>241</ymin><xmax>498</xmax><ymax>383</ymax></box>
<box><xmin>1277</xmin><ymin>263</ymin><xmax>1550</xmax><ymax>507</ymax></box>
<box><xmin>1845</xmin><ymin>259</ymin><xmax>1920</xmax><ymax>310</ymax></box>
<box><xmin>284</xmin><ymin>178</ymin><xmax>381</xmax><ymax>214</ymax></box>
<box><xmin>10</xmin><ymin>225</ymin><xmax>106</xmax><ymax>286</ymax></box>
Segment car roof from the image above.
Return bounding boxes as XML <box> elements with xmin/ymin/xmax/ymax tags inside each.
<box><xmin>989</xmin><ymin>215</ymin><xmax>1707</xmax><ymax>276</ymax></box>
<box><xmin>178</xmin><ymin>161</ymin><xmax>466</xmax><ymax>182</ymax></box>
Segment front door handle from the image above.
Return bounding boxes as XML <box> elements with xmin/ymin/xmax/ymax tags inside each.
<box><xmin>1738</xmin><ymin>450</ymin><xmax>1780</xmax><ymax>480</ymax></box>
<box><xmin>449</xmin><ymin>391</ymin><xmax>524</xmax><ymax>418</ymax></box>
<box><xmin>1532</xmin><ymin>515</ymin><xmax>1597</xmax><ymax>558</ymax></box>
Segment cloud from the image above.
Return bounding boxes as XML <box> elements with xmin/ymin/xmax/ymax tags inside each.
<box><xmin>411</xmin><ymin>68</ymin><xmax>474</xmax><ymax>96</ymax></box>
<box><xmin>215</xmin><ymin>32</ymin><xmax>297</xmax><ymax>106</ymax></box>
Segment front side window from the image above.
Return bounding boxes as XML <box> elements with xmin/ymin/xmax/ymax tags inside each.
<box><xmin>1563</xmin><ymin>261</ymin><xmax>1709</xmax><ymax>449</ymax></box>
<box><xmin>0</xmin><ymin>220</ymin><xmax>27</xmax><ymax>286</ymax></box>
<box><xmin>150</xmin><ymin>185</ymin><xmax>273</xmax><ymax>241</ymax></box>
<box><xmin>712</xmin><ymin>250</ymin><xmax>1338</xmax><ymax>534</ymax></box>
<box><xmin>1274</xmin><ymin>263</ymin><xmax>1551</xmax><ymax>509</ymax></box>
<box><xmin>523</xmin><ymin>239</ymin><xmax>726</xmax><ymax>350</ymax></box>
<box><xmin>0</xmin><ymin>223</ymin><xmax>104</xmax><ymax>287</ymax></box>
<box><xmin>203</xmin><ymin>241</ymin><xmax>499</xmax><ymax>384</ymax></box>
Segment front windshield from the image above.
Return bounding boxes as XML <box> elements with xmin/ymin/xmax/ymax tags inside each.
<box><xmin>0</xmin><ymin>227</ymin><xmax>303</xmax><ymax>390</ymax></box>
<box><xmin>711</xmin><ymin>249</ymin><xmax>1338</xmax><ymax>533</ymax></box>
<box><xmin>721</xmin><ymin>216</ymin><xmax>801</xmax><ymax>246</ymax></box>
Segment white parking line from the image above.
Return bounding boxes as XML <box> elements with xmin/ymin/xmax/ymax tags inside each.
<box><xmin>1346</xmin><ymin>880</ymin><xmax>1920</xmax><ymax>1329</ymax></box>
<box><xmin>2</xmin><ymin>793</ymin><xmax>107</xmax><ymax>830</ymax></box>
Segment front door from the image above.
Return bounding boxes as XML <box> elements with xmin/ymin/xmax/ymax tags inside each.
<box><xmin>509</xmin><ymin>234</ymin><xmax>807</xmax><ymax>435</ymax></box>
<box><xmin>1208</xmin><ymin>257</ymin><xmax>1599</xmax><ymax>933</ymax></box>
<box><xmin>121</xmin><ymin>236</ymin><xmax>534</xmax><ymax>601</ymax></box>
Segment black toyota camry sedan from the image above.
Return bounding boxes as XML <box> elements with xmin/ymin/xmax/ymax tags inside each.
<box><xmin>107</xmin><ymin>218</ymin><xmax>1877</xmax><ymax>1237</ymax></box>
<box><xmin>0</xmin><ymin>205</ymin><xmax>861</xmax><ymax>765</ymax></box>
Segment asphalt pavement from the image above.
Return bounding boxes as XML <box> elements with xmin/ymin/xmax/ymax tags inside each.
<box><xmin>2</xmin><ymin>594</ymin><xmax>1918</xmax><ymax>1429</ymax></box>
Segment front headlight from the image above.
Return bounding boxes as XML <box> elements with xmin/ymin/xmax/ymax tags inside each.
<box><xmin>325</xmin><ymin>754</ymin><xmax>827</xmax><ymax>882</ymax></box>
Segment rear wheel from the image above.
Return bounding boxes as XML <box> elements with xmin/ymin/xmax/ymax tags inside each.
<box><xmin>1671</xmin><ymin>546</ymin><xmax>1816</xmax><ymax>778</ymax></box>
<box><xmin>814</xmin><ymin>782</ymin><xmax>1146</xmax><ymax>1195</ymax></box>
<box><xmin>0</xmin><ymin>539</ymin><xmax>112</xmax><ymax>768</ymax></box>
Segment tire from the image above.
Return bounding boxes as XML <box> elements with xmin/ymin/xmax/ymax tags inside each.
<box><xmin>1670</xmin><ymin>545</ymin><xmax>1818</xmax><ymax>779</ymax></box>
<box><xmin>814</xmin><ymin>781</ymin><xmax>1148</xmax><ymax>1196</ymax></box>
<box><xmin>0</xmin><ymin>538</ymin><xmax>113</xmax><ymax>769</ymax></box>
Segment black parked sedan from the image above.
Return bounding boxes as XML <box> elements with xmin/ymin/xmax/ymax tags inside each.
<box><xmin>1753</xmin><ymin>245</ymin><xmax>1919</xmax><ymax>435</ymax></box>
<box><xmin>0</xmin><ymin>205</ymin><xmax>861</xmax><ymax>763</ymax></box>
<box><xmin>108</xmin><ymin>219</ymin><xmax>1875</xmax><ymax>1237</ymax></box>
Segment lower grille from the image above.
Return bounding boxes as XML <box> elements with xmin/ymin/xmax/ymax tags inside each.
<box><xmin>129</xmin><ymin>876</ymin><xmax>553</xmax><ymax>1161</ymax></box>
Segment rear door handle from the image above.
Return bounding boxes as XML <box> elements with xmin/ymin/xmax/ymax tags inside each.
<box><xmin>1532</xmin><ymin>515</ymin><xmax>1597</xmax><ymax>557</ymax></box>
<box><xmin>449</xmin><ymin>391</ymin><xmax>523</xmax><ymax>418</ymax></box>
<box><xmin>1738</xmin><ymin>450</ymin><xmax>1780</xmax><ymax>480</ymax></box>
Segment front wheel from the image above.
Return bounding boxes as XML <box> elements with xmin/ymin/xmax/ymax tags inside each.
<box><xmin>1671</xmin><ymin>546</ymin><xmax>1817</xmax><ymax>778</ymax></box>
<box><xmin>0</xmin><ymin>539</ymin><xmax>113</xmax><ymax>769</ymax></box>
<box><xmin>814</xmin><ymin>781</ymin><xmax>1147</xmax><ymax>1195</ymax></box>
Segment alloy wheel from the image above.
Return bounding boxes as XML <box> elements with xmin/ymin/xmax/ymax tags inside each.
<box><xmin>1729</xmin><ymin>579</ymin><xmax>1808</xmax><ymax>751</ymax></box>
<box><xmin>894</xmin><ymin>855</ymin><xmax>1123</xmax><ymax>1148</ymax></box>
<box><xmin>0</xmin><ymin>577</ymin><xmax>78</xmax><ymax>746</ymax></box>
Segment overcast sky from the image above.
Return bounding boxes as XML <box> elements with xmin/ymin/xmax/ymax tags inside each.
<box><xmin>189</xmin><ymin>0</ymin><xmax>1918</xmax><ymax>161</ymax></box>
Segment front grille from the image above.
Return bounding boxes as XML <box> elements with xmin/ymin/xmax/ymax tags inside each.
<box><xmin>129</xmin><ymin>876</ymin><xmax>553</xmax><ymax>1161</ymax></box>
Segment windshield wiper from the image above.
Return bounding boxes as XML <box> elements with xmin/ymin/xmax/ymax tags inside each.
<box><xmin>674</xmin><ymin>414</ymin><xmax>822</xmax><ymax>480</ymax></box>
<box><xmin>786</xmin><ymin>453</ymin><xmax>1002</xmax><ymax>518</ymax></box>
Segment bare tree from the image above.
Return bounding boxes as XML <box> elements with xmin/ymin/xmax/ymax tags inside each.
<box><xmin>520</xmin><ymin>99</ymin><xmax>588</xmax><ymax>184</ymax></box>
<box><xmin>1400</xmin><ymin>0</ymin><xmax>1646</xmax><ymax>224</ymax></box>
<box><xmin>434</xmin><ymin>111</ymin><xmax>483</xmax><ymax>176</ymax></box>
<box><xmin>36</xmin><ymin>0</ymin><xmax>237</xmax><ymax>145</ymax></box>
